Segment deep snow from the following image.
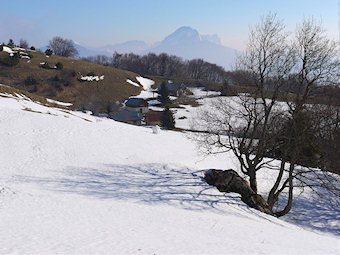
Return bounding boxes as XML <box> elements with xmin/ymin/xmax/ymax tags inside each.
<box><xmin>0</xmin><ymin>91</ymin><xmax>339</xmax><ymax>254</ymax></box>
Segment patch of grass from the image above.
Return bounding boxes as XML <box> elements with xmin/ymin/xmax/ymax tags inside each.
<box><xmin>0</xmin><ymin>49</ymin><xmax>143</xmax><ymax>111</ymax></box>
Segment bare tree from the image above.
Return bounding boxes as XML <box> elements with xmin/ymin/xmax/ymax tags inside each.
<box><xmin>19</xmin><ymin>39</ymin><xmax>29</xmax><ymax>49</ymax></box>
<box><xmin>48</xmin><ymin>36</ymin><xmax>78</xmax><ymax>57</ymax></box>
<box><xmin>193</xmin><ymin>14</ymin><xmax>339</xmax><ymax>216</ymax></box>
<box><xmin>267</xmin><ymin>18</ymin><xmax>340</xmax><ymax>216</ymax></box>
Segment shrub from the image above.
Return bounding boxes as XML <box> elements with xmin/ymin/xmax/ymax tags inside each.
<box><xmin>64</xmin><ymin>81</ymin><xmax>74</xmax><ymax>87</ymax></box>
<box><xmin>87</xmin><ymin>72</ymin><xmax>96</xmax><ymax>76</ymax></box>
<box><xmin>55</xmin><ymin>62</ymin><xmax>63</xmax><ymax>70</ymax></box>
<box><xmin>29</xmin><ymin>84</ymin><xmax>38</xmax><ymax>93</ymax></box>
<box><xmin>45</xmin><ymin>49</ymin><xmax>53</xmax><ymax>56</ymax></box>
<box><xmin>40</xmin><ymin>62</ymin><xmax>50</xmax><ymax>69</ymax></box>
<box><xmin>54</xmin><ymin>75</ymin><xmax>60</xmax><ymax>81</ymax></box>
<box><xmin>25</xmin><ymin>76</ymin><xmax>38</xmax><ymax>86</ymax></box>
<box><xmin>71</xmin><ymin>70</ymin><xmax>77</xmax><ymax>77</ymax></box>
<box><xmin>7</xmin><ymin>39</ymin><xmax>15</xmax><ymax>47</ymax></box>
<box><xmin>54</xmin><ymin>83</ymin><xmax>63</xmax><ymax>91</ymax></box>
<box><xmin>30</xmin><ymin>46</ymin><xmax>36</xmax><ymax>50</ymax></box>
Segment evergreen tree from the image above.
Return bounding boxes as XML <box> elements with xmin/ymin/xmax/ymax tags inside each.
<box><xmin>7</xmin><ymin>39</ymin><xmax>15</xmax><ymax>47</ymax></box>
<box><xmin>220</xmin><ymin>80</ymin><xmax>229</xmax><ymax>96</ymax></box>
<box><xmin>161</xmin><ymin>107</ymin><xmax>175</xmax><ymax>130</ymax></box>
<box><xmin>45</xmin><ymin>49</ymin><xmax>53</xmax><ymax>56</ymax></box>
<box><xmin>157</xmin><ymin>82</ymin><xmax>171</xmax><ymax>106</ymax></box>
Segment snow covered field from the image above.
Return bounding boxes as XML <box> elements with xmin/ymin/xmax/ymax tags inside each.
<box><xmin>0</xmin><ymin>92</ymin><xmax>339</xmax><ymax>254</ymax></box>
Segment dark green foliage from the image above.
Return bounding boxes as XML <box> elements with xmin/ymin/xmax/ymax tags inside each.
<box><xmin>54</xmin><ymin>83</ymin><xmax>63</xmax><ymax>91</ymax></box>
<box><xmin>0</xmin><ymin>52</ymin><xmax>20</xmax><ymax>66</ymax></box>
<box><xmin>161</xmin><ymin>106</ymin><xmax>175</xmax><ymax>130</ymax></box>
<box><xmin>7</xmin><ymin>39</ymin><xmax>15</xmax><ymax>47</ymax></box>
<box><xmin>30</xmin><ymin>46</ymin><xmax>36</xmax><ymax>50</ymax></box>
<box><xmin>220</xmin><ymin>80</ymin><xmax>229</xmax><ymax>96</ymax></box>
<box><xmin>270</xmin><ymin>110</ymin><xmax>321</xmax><ymax>167</ymax></box>
<box><xmin>40</xmin><ymin>62</ymin><xmax>50</xmax><ymax>69</ymax></box>
<box><xmin>29</xmin><ymin>84</ymin><xmax>38</xmax><ymax>93</ymax></box>
<box><xmin>64</xmin><ymin>80</ymin><xmax>74</xmax><ymax>87</ymax></box>
<box><xmin>54</xmin><ymin>75</ymin><xmax>60</xmax><ymax>81</ymax></box>
<box><xmin>25</xmin><ymin>76</ymin><xmax>38</xmax><ymax>86</ymax></box>
<box><xmin>45</xmin><ymin>49</ymin><xmax>53</xmax><ymax>56</ymax></box>
<box><xmin>87</xmin><ymin>72</ymin><xmax>96</xmax><ymax>76</ymax></box>
<box><xmin>157</xmin><ymin>82</ymin><xmax>171</xmax><ymax>106</ymax></box>
<box><xmin>55</xmin><ymin>62</ymin><xmax>63</xmax><ymax>70</ymax></box>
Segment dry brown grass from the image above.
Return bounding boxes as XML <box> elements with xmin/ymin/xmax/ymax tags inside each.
<box><xmin>0</xmin><ymin>50</ymin><xmax>144</xmax><ymax>111</ymax></box>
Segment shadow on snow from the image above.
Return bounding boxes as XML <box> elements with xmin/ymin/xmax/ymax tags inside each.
<box><xmin>15</xmin><ymin>163</ymin><xmax>339</xmax><ymax>236</ymax></box>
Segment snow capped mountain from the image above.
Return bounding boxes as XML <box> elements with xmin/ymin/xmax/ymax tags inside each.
<box><xmin>162</xmin><ymin>26</ymin><xmax>202</xmax><ymax>44</ymax></box>
<box><xmin>145</xmin><ymin>26</ymin><xmax>237</xmax><ymax>69</ymax></box>
<box><xmin>68</xmin><ymin>26</ymin><xmax>238</xmax><ymax>69</ymax></box>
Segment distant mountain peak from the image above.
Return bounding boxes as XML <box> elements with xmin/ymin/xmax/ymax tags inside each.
<box><xmin>164</xmin><ymin>26</ymin><xmax>201</xmax><ymax>44</ymax></box>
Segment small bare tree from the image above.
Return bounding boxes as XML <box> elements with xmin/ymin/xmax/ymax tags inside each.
<box><xmin>19</xmin><ymin>39</ymin><xmax>29</xmax><ymax>49</ymax></box>
<box><xmin>48</xmin><ymin>36</ymin><xmax>78</xmax><ymax>57</ymax></box>
<box><xmin>193</xmin><ymin>15</ymin><xmax>339</xmax><ymax>216</ymax></box>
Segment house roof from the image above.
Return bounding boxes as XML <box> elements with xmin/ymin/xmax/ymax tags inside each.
<box><xmin>125</xmin><ymin>98</ymin><xmax>148</xmax><ymax>108</ymax></box>
<box><xmin>157</xmin><ymin>83</ymin><xmax>181</xmax><ymax>93</ymax></box>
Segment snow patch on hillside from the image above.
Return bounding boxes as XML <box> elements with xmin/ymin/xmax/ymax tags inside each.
<box><xmin>0</xmin><ymin>94</ymin><xmax>339</xmax><ymax>254</ymax></box>
<box><xmin>126</xmin><ymin>79</ymin><xmax>140</xmax><ymax>87</ymax></box>
<box><xmin>46</xmin><ymin>98</ymin><xmax>73</xmax><ymax>107</ymax></box>
<box><xmin>80</xmin><ymin>75</ymin><xmax>104</xmax><ymax>82</ymax></box>
<box><xmin>2</xmin><ymin>46</ymin><xmax>14</xmax><ymax>54</ymax></box>
<box><xmin>136</xmin><ymin>76</ymin><xmax>154</xmax><ymax>90</ymax></box>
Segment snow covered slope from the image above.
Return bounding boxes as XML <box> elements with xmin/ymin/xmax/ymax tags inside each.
<box><xmin>0</xmin><ymin>93</ymin><xmax>339</xmax><ymax>254</ymax></box>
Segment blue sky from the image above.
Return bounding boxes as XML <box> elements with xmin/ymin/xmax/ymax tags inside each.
<box><xmin>1</xmin><ymin>0</ymin><xmax>339</xmax><ymax>50</ymax></box>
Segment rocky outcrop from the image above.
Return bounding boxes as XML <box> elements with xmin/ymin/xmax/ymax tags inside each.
<box><xmin>204</xmin><ymin>169</ymin><xmax>273</xmax><ymax>215</ymax></box>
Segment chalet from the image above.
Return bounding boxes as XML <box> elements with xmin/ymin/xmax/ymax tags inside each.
<box><xmin>111</xmin><ymin>108</ymin><xmax>143</xmax><ymax>126</ymax></box>
<box><xmin>125</xmin><ymin>98</ymin><xmax>149</xmax><ymax>114</ymax></box>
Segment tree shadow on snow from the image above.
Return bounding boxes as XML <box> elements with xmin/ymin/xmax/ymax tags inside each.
<box><xmin>280</xmin><ymin>189</ymin><xmax>340</xmax><ymax>236</ymax></box>
<box><xmin>17</xmin><ymin>163</ymin><xmax>267</xmax><ymax>219</ymax></box>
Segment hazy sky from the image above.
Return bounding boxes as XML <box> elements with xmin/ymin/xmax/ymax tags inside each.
<box><xmin>1</xmin><ymin>0</ymin><xmax>339</xmax><ymax>50</ymax></box>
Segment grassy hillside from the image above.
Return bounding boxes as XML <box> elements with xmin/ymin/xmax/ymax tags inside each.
<box><xmin>0</xmin><ymin>47</ymin><xmax>146</xmax><ymax>112</ymax></box>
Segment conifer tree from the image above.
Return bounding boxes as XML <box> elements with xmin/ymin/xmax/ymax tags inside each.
<box><xmin>158</xmin><ymin>82</ymin><xmax>171</xmax><ymax>106</ymax></box>
<box><xmin>161</xmin><ymin>106</ymin><xmax>175</xmax><ymax>130</ymax></box>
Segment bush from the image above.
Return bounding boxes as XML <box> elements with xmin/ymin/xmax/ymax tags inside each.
<box><xmin>30</xmin><ymin>46</ymin><xmax>36</xmax><ymax>50</ymax></box>
<box><xmin>25</xmin><ymin>76</ymin><xmax>38</xmax><ymax>86</ymax></box>
<box><xmin>40</xmin><ymin>62</ymin><xmax>50</xmax><ymax>69</ymax></box>
<box><xmin>45</xmin><ymin>49</ymin><xmax>53</xmax><ymax>56</ymax></box>
<box><xmin>55</xmin><ymin>62</ymin><xmax>63</xmax><ymax>70</ymax></box>
<box><xmin>87</xmin><ymin>72</ymin><xmax>96</xmax><ymax>76</ymax></box>
<box><xmin>29</xmin><ymin>84</ymin><xmax>38</xmax><ymax>93</ymax></box>
<box><xmin>54</xmin><ymin>83</ymin><xmax>63</xmax><ymax>91</ymax></box>
<box><xmin>54</xmin><ymin>75</ymin><xmax>60</xmax><ymax>81</ymax></box>
<box><xmin>7</xmin><ymin>39</ymin><xmax>15</xmax><ymax>47</ymax></box>
<box><xmin>64</xmin><ymin>81</ymin><xmax>74</xmax><ymax>87</ymax></box>
<box><xmin>71</xmin><ymin>70</ymin><xmax>77</xmax><ymax>77</ymax></box>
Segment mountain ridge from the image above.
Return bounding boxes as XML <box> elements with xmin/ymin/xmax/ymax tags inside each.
<box><xmin>43</xmin><ymin>27</ymin><xmax>237</xmax><ymax>69</ymax></box>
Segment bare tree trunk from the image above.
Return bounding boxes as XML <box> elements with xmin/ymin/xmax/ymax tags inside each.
<box><xmin>267</xmin><ymin>160</ymin><xmax>286</xmax><ymax>209</ymax></box>
<box><xmin>249</xmin><ymin>168</ymin><xmax>257</xmax><ymax>194</ymax></box>
<box><xmin>275</xmin><ymin>162</ymin><xmax>295</xmax><ymax>217</ymax></box>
